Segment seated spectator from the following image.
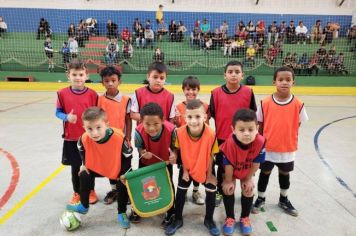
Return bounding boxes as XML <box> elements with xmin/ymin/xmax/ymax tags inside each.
<box><xmin>121</xmin><ymin>27</ymin><xmax>132</xmax><ymax>43</ymax></box>
<box><xmin>212</xmin><ymin>28</ymin><xmax>223</xmax><ymax>48</ymax></box>
<box><xmin>203</xmin><ymin>35</ymin><xmax>213</xmax><ymax>52</ymax></box>
<box><xmin>328</xmin><ymin>45</ymin><xmax>336</xmax><ymax>56</ymax></box>
<box><xmin>255</xmin><ymin>37</ymin><xmax>265</xmax><ymax>56</ymax></box>
<box><xmin>106</xmin><ymin>19</ymin><xmax>118</xmax><ymax>39</ymax></box>
<box><xmin>238</xmin><ymin>27</ymin><xmax>248</xmax><ymax>40</ymax></box>
<box><xmin>234</xmin><ymin>21</ymin><xmax>245</xmax><ymax>39</ymax></box>
<box><xmin>67</xmin><ymin>23</ymin><xmax>76</xmax><ymax>38</ymax></box>
<box><xmin>264</xmin><ymin>44</ymin><xmax>278</xmax><ymax>65</ymax></box>
<box><xmin>256</xmin><ymin>20</ymin><xmax>265</xmax><ymax>43</ymax></box>
<box><xmin>190</xmin><ymin>26</ymin><xmax>203</xmax><ymax>48</ymax></box>
<box><xmin>223</xmin><ymin>38</ymin><xmax>234</xmax><ymax>56</ymax></box>
<box><xmin>316</xmin><ymin>44</ymin><xmax>327</xmax><ymax>66</ymax></box>
<box><xmin>347</xmin><ymin>25</ymin><xmax>356</xmax><ymax>44</ymax></box>
<box><xmin>286</xmin><ymin>20</ymin><xmax>296</xmax><ymax>43</ymax></box>
<box><xmin>122</xmin><ymin>41</ymin><xmax>133</xmax><ymax>59</ymax></box>
<box><xmin>220</xmin><ymin>21</ymin><xmax>229</xmax><ymax>39</ymax></box>
<box><xmin>105</xmin><ymin>38</ymin><xmax>119</xmax><ymax>65</ymax></box>
<box><xmin>329</xmin><ymin>22</ymin><xmax>340</xmax><ymax>39</ymax></box>
<box><xmin>153</xmin><ymin>47</ymin><xmax>165</xmax><ymax>62</ymax></box>
<box><xmin>0</xmin><ymin>16</ymin><xmax>8</xmax><ymax>38</ymax></box>
<box><xmin>245</xmin><ymin>44</ymin><xmax>256</xmax><ymax>66</ymax></box>
<box><xmin>61</xmin><ymin>42</ymin><xmax>70</xmax><ymax>71</ymax></box>
<box><xmin>234</xmin><ymin>36</ymin><xmax>246</xmax><ymax>56</ymax></box>
<box><xmin>246</xmin><ymin>20</ymin><xmax>256</xmax><ymax>40</ymax></box>
<box><xmin>86</xmin><ymin>18</ymin><xmax>98</xmax><ymax>36</ymax></box>
<box><xmin>157</xmin><ymin>19</ymin><xmax>168</xmax><ymax>41</ymax></box>
<box><xmin>311</xmin><ymin>20</ymin><xmax>325</xmax><ymax>44</ymax></box>
<box><xmin>37</xmin><ymin>18</ymin><xmax>51</xmax><ymax>40</ymax></box>
<box><xmin>200</xmin><ymin>19</ymin><xmax>211</xmax><ymax>37</ymax></box>
<box><xmin>268</xmin><ymin>21</ymin><xmax>279</xmax><ymax>44</ymax></box>
<box><xmin>282</xmin><ymin>52</ymin><xmax>295</xmax><ymax>69</ymax></box>
<box><xmin>295</xmin><ymin>21</ymin><xmax>308</xmax><ymax>44</ymax></box>
<box><xmin>169</xmin><ymin>20</ymin><xmax>178</xmax><ymax>42</ymax></box>
<box><xmin>296</xmin><ymin>53</ymin><xmax>309</xmax><ymax>75</ymax></box>
<box><xmin>132</xmin><ymin>18</ymin><xmax>142</xmax><ymax>38</ymax></box>
<box><xmin>177</xmin><ymin>21</ymin><xmax>187</xmax><ymax>42</ymax></box>
<box><xmin>145</xmin><ymin>19</ymin><xmax>152</xmax><ymax>30</ymax></box>
<box><xmin>279</xmin><ymin>21</ymin><xmax>287</xmax><ymax>41</ymax></box>
<box><xmin>308</xmin><ymin>53</ymin><xmax>320</xmax><ymax>76</ymax></box>
<box><xmin>331</xmin><ymin>53</ymin><xmax>348</xmax><ymax>75</ymax></box>
<box><xmin>275</xmin><ymin>36</ymin><xmax>284</xmax><ymax>57</ymax></box>
<box><xmin>323</xmin><ymin>22</ymin><xmax>334</xmax><ymax>44</ymax></box>
<box><xmin>144</xmin><ymin>27</ymin><xmax>155</xmax><ymax>48</ymax></box>
<box><xmin>135</xmin><ymin>24</ymin><xmax>145</xmax><ymax>48</ymax></box>
<box><xmin>68</xmin><ymin>36</ymin><xmax>79</xmax><ymax>58</ymax></box>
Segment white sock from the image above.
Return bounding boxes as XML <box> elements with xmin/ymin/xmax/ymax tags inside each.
<box><xmin>258</xmin><ymin>191</ymin><xmax>265</xmax><ymax>198</ymax></box>
<box><xmin>280</xmin><ymin>189</ymin><xmax>288</xmax><ymax>197</ymax></box>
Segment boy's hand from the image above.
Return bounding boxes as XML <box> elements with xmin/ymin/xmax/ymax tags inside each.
<box><xmin>182</xmin><ymin>169</ymin><xmax>190</xmax><ymax>182</ymax></box>
<box><xmin>168</xmin><ymin>148</ymin><xmax>176</xmax><ymax>165</ymax></box>
<box><xmin>205</xmin><ymin>174</ymin><xmax>217</xmax><ymax>186</ymax></box>
<box><xmin>78</xmin><ymin>165</ymin><xmax>89</xmax><ymax>175</ymax></box>
<box><xmin>67</xmin><ymin>109</ymin><xmax>77</xmax><ymax>124</ymax></box>
<box><xmin>141</xmin><ymin>149</ymin><xmax>153</xmax><ymax>159</ymax></box>
<box><xmin>222</xmin><ymin>180</ymin><xmax>235</xmax><ymax>195</ymax></box>
<box><xmin>241</xmin><ymin>178</ymin><xmax>255</xmax><ymax>196</ymax></box>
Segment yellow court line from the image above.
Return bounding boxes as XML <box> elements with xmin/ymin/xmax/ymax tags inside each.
<box><xmin>0</xmin><ymin>165</ymin><xmax>65</xmax><ymax>225</ymax></box>
<box><xmin>0</xmin><ymin>82</ymin><xmax>356</xmax><ymax>95</ymax></box>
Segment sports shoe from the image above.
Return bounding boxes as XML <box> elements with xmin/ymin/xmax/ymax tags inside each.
<box><xmin>129</xmin><ymin>210</ymin><xmax>141</xmax><ymax>223</ymax></box>
<box><xmin>89</xmin><ymin>190</ymin><xmax>98</xmax><ymax>204</ymax></box>
<box><xmin>215</xmin><ymin>192</ymin><xmax>223</xmax><ymax>207</ymax></box>
<box><xmin>104</xmin><ymin>189</ymin><xmax>118</xmax><ymax>205</ymax></box>
<box><xmin>118</xmin><ymin>213</ymin><xmax>130</xmax><ymax>229</ymax></box>
<box><xmin>251</xmin><ymin>196</ymin><xmax>265</xmax><ymax>214</ymax></box>
<box><xmin>70</xmin><ymin>192</ymin><xmax>80</xmax><ymax>204</ymax></box>
<box><xmin>165</xmin><ymin>219</ymin><xmax>183</xmax><ymax>235</ymax></box>
<box><xmin>66</xmin><ymin>202</ymin><xmax>89</xmax><ymax>214</ymax></box>
<box><xmin>192</xmin><ymin>191</ymin><xmax>205</xmax><ymax>205</ymax></box>
<box><xmin>278</xmin><ymin>196</ymin><xmax>298</xmax><ymax>216</ymax></box>
<box><xmin>161</xmin><ymin>213</ymin><xmax>175</xmax><ymax>229</ymax></box>
<box><xmin>204</xmin><ymin>219</ymin><xmax>220</xmax><ymax>236</ymax></box>
<box><xmin>223</xmin><ymin>217</ymin><xmax>236</xmax><ymax>236</ymax></box>
<box><xmin>239</xmin><ymin>217</ymin><xmax>252</xmax><ymax>235</ymax></box>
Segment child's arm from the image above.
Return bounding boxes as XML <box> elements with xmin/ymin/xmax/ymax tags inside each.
<box><xmin>240</xmin><ymin>163</ymin><xmax>259</xmax><ymax>196</ymax></box>
<box><xmin>182</xmin><ymin>167</ymin><xmax>190</xmax><ymax>182</ymax></box>
<box><xmin>125</xmin><ymin>113</ymin><xmax>132</xmax><ymax>141</ymax></box>
<box><xmin>130</xmin><ymin>112</ymin><xmax>141</xmax><ymax>122</ymax></box>
<box><xmin>222</xmin><ymin>164</ymin><xmax>235</xmax><ymax>195</ymax></box>
<box><xmin>205</xmin><ymin>154</ymin><xmax>217</xmax><ymax>186</ymax></box>
<box><xmin>130</xmin><ymin>93</ymin><xmax>141</xmax><ymax>122</ymax></box>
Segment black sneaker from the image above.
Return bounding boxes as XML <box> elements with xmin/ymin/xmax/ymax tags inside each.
<box><xmin>165</xmin><ymin>218</ymin><xmax>183</xmax><ymax>235</ymax></box>
<box><xmin>204</xmin><ymin>219</ymin><xmax>220</xmax><ymax>236</ymax></box>
<box><xmin>278</xmin><ymin>196</ymin><xmax>298</xmax><ymax>217</ymax></box>
<box><xmin>129</xmin><ymin>210</ymin><xmax>141</xmax><ymax>223</ymax></box>
<box><xmin>251</xmin><ymin>196</ymin><xmax>265</xmax><ymax>214</ymax></box>
<box><xmin>161</xmin><ymin>213</ymin><xmax>175</xmax><ymax>229</ymax></box>
<box><xmin>103</xmin><ymin>189</ymin><xmax>118</xmax><ymax>205</ymax></box>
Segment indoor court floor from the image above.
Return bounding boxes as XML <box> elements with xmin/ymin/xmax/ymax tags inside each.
<box><xmin>0</xmin><ymin>87</ymin><xmax>356</xmax><ymax>236</ymax></box>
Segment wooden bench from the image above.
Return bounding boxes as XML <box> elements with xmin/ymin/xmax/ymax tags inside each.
<box><xmin>5</xmin><ymin>76</ymin><xmax>35</xmax><ymax>82</ymax></box>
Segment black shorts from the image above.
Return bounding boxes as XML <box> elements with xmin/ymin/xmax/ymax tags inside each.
<box><xmin>260</xmin><ymin>161</ymin><xmax>294</xmax><ymax>173</ymax></box>
<box><xmin>46</xmin><ymin>52</ymin><xmax>53</xmax><ymax>58</ymax></box>
<box><xmin>62</xmin><ymin>140</ymin><xmax>82</xmax><ymax>166</ymax></box>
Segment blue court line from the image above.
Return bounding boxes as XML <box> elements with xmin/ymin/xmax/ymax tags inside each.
<box><xmin>313</xmin><ymin>115</ymin><xmax>356</xmax><ymax>198</ymax></box>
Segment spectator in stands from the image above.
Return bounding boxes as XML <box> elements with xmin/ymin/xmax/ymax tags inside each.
<box><xmin>255</xmin><ymin>37</ymin><xmax>265</xmax><ymax>56</ymax></box>
<box><xmin>44</xmin><ymin>36</ymin><xmax>54</xmax><ymax>72</ymax></box>
<box><xmin>295</xmin><ymin>21</ymin><xmax>308</xmax><ymax>44</ymax></box>
<box><xmin>67</xmin><ymin>23</ymin><xmax>76</xmax><ymax>38</ymax></box>
<box><xmin>331</xmin><ymin>53</ymin><xmax>348</xmax><ymax>75</ymax></box>
<box><xmin>190</xmin><ymin>26</ymin><xmax>203</xmax><ymax>48</ymax></box>
<box><xmin>328</xmin><ymin>45</ymin><xmax>337</xmax><ymax>56</ymax></box>
<box><xmin>234</xmin><ymin>21</ymin><xmax>245</xmax><ymax>39</ymax></box>
<box><xmin>105</xmin><ymin>38</ymin><xmax>119</xmax><ymax>65</ymax></box>
<box><xmin>37</xmin><ymin>18</ymin><xmax>51</xmax><ymax>40</ymax></box>
<box><xmin>212</xmin><ymin>28</ymin><xmax>223</xmax><ymax>48</ymax></box>
<box><xmin>201</xmin><ymin>19</ymin><xmax>211</xmax><ymax>37</ymax></box>
<box><xmin>156</xmin><ymin>5</ymin><xmax>164</xmax><ymax>25</ymax></box>
<box><xmin>68</xmin><ymin>36</ymin><xmax>79</xmax><ymax>58</ymax></box>
<box><xmin>323</xmin><ymin>22</ymin><xmax>334</xmax><ymax>44</ymax></box>
<box><xmin>267</xmin><ymin>21</ymin><xmax>279</xmax><ymax>44</ymax></box>
<box><xmin>132</xmin><ymin>18</ymin><xmax>142</xmax><ymax>38</ymax></box>
<box><xmin>279</xmin><ymin>21</ymin><xmax>287</xmax><ymax>41</ymax></box>
<box><xmin>122</xmin><ymin>41</ymin><xmax>133</xmax><ymax>59</ymax></box>
<box><xmin>144</xmin><ymin>27</ymin><xmax>154</xmax><ymax>48</ymax></box>
<box><xmin>347</xmin><ymin>25</ymin><xmax>356</xmax><ymax>44</ymax></box>
<box><xmin>194</xmin><ymin>19</ymin><xmax>201</xmax><ymax>28</ymax></box>
<box><xmin>264</xmin><ymin>44</ymin><xmax>278</xmax><ymax>65</ymax></box>
<box><xmin>311</xmin><ymin>20</ymin><xmax>325</xmax><ymax>44</ymax></box>
<box><xmin>177</xmin><ymin>21</ymin><xmax>187</xmax><ymax>42</ymax></box>
<box><xmin>286</xmin><ymin>20</ymin><xmax>296</xmax><ymax>43</ymax></box>
<box><xmin>308</xmin><ymin>53</ymin><xmax>319</xmax><ymax>75</ymax></box>
<box><xmin>157</xmin><ymin>19</ymin><xmax>168</xmax><ymax>41</ymax></box>
<box><xmin>0</xmin><ymin>16</ymin><xmax>8</xmax><ymax>38</ymax></box>
<box><xmin>121</xmin><ymin>27</ymin><xmax>132</xmax><ymax>44</ymax></box>
<box><xmin>245</xmin><ymin>44</ymin><xmax>256</xmax><ymax>66</ymax></box>
<box><xmin>256</xmin><ymin>20</ymin><xmax>265</xmax><ymax>43</ymax></box>
<box><xmin>135</xmin><ymin>24</ymin><xmax>145</xmax><ymax>48</ymax></box>
<box><xmin>169</xmin><ymin>20</ymin><xmax>178</xmax><ymax>42</ymax></box>
<box><xmin>76</xmin><ymin>23</ymin><xmax>86</xmax><ymax>48</ymax></box>
<box><xmin>106</xmin><ymin>19</ymin><xmax>118</xmax><ymax>39</ymax></box>
<box><xmin>145</xmin><ymin>19</ymin><xmax>152</xmax><ymax>30</ymax></box>
<box><xmin>203</xmin><ymin>35</ymin><xmax>213</xmax><ymax>52</ymax></box>
<box><xmin>235</xmin><ymin>36</ymin><xmax>246</xmax><ymax>56</ymax></box>
<box><xmin>153</xmin><ymin>47</ymin><xmax>165</xmax><ymax>63</ymax></box>
<box><xmin>61</xmin><ymin>42</ymin><xmax>70</xmax><ymax>71</ymax></box>
<box><xmin>275</xmin><ymin>36</ymin><xmax>284</xmax><ymax>57</ymax></box>
<box><xmin>220</xmin><ymin>21</ymin><xmax>229</xmax><ymax>39</ymax></box>
<box><xmin>86</xmin><ymin>18</ymin><xmax>98</xmax><ymax>36</ymax></box>
<box><xmin>238</xmin><ymin>26</ymin><xmax>248</xmax><ymax>40</ymax></box>
<box><xmin>296</xmin><ymin>53</ymin><xmax>309</xmax><ymax>75</ymax></box>
<box><xmin>282</xmin><ymin>52</ymin><xmax>294</xmax><ymax>68</ymax></box>
<box><xmin>246</xmin><ymin>21</ymin><xmax>256</xmax><ymax>41</ymax></box>
<box><xmin>316</xmin><ymin>44</ymin><xmax>327</xmax><ymax>66</ymax></box>
<box><xmin>223</xmin><ymin>38</ymin><xmax>234</xmax><ymax>56</ymax></box>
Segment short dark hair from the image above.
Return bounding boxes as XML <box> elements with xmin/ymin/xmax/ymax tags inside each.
<box><xmin>273</xmin><ymin>66</ymin><xmax>295</xmax><ymax>81</ymax></box>
<box><xmin>232</xmin><ymin>108</ymin><xmax>257</xmax><ymax>126</ymax></box>
<box><xmin>224</xmin><ymin>60</ymin><xmax>243</xmax><ymax>72</ymax></box>
<box><xmin>147</xmin><ymin>62</ymin><xmax>168</xmax><ymax>74</ymax></box>
<box><xmin>100</xmin><ymin>66</ymin><xmax>121</xmax><ymax>81</ymax></box>
<box><xmin>182</xmin><ymin>76</ymin><xmax>200</xmax><ymax>90</ymax></box>
<box><xmin>82</xmin><ymin>106</ymin><xmax>107</xmax><ymax>122</ymax></box>
<box><xmin>68</xmin><ymin>59</ymin><xmax>87</xmax><ymax>71</ymax></box>
<box><xmin>186</xmin><ymin>99</ymin><xmax>203</xmax><ymax>110</ymax></box>
<box><xmin>140</xmin><ymin>102</ymin><xmax>164</xmax><ymax>120</ymax></box>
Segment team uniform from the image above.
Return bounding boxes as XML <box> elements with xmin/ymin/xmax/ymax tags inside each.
<box><xmin>175</xmin><ymin>101</ymin><xmax>209</xmax><ymax>127</ymax></box>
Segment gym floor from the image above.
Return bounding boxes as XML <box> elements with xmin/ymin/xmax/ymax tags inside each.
<box><xmin>0</xmin><ymin>84</ymin><xmax>356</xmax><ymax>235</ymax></box>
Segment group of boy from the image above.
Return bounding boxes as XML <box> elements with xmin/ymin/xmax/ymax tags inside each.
<box><xmin>57</xmin><ymin>58</ymin><xmax>307</xmax><ymax>235</ymax></box>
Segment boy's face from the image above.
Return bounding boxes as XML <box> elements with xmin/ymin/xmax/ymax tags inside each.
<box><xmin>102</xmin><ymin>75</ymin><xmax>120</xmax><ymax>93</ymax></box>
<box><xmin>183</xmin><ymin>86</ymin><xmax>199</xmax><ymax>101</ymax></box>
<box><xmin>232</xmin><ymin>120</ymin><xmax>258</xmax><ymax>145</ymax></box>
<box><xmin>83</xmin><ymin>118</ymin><xmax>108</xmax><ymax>142</ymax></box>
<box><xmin>142</xmin><ymin>115</ymin><xmax>163</xmax><ymax>137</ymax></box>
<box><xmin>147</xmin><ymin>70</ymin><xmax>167</xmax><ymax>92</ymax></box>
<box><xmin>273</xmin><ymin>71</ymin><xmax>294</xmax><ymax>95</ymax></box>
<box><xmin>185</xmin><ymin>106</ymin><xmax>206</xmax><ymax>135</ymax></box>
<box><xmin>224</xmin><ymin>65</ymin><xmax>244</xmax><ymax>87</ymax></box>
<box><xmin>67</xmin><ymin>69</ymin><xmax>88</xmax><ymax>89</ymax></box>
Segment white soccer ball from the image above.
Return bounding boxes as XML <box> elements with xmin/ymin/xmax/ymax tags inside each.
<box><xmin>59</xmin><ymin>211</ymin><xmax>81</xmax><ymax>231</ymax></box>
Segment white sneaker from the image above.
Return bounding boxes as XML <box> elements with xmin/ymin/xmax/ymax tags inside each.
<box><xmin>192</xmin><ymin>191</ymin><xmax>205</xmax><ymax>205</ymax></box>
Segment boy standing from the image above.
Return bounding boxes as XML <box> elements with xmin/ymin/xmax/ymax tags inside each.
<box><xmin>56</xmin><ymin>59</ymin><xmax>98</xmax><ymax>204</ymax></box>
<box><xmin>66</xmin><ymin>107</ymin><xmax>132</xmax><ymax>229</ymax></box>
<box><xmin>252</xmin><ymin>66</ymin><xmax>308</xmax><ymax>217</ymax></box>
<box><xmin>165</xmin><ymin>99</ymin><xmax>219</xmax><ymax>236</ymax></box>
<box><xmin>97</xmin><ymin>66</ymin><xmax>132</xmax><ymax>205</ymax></box>
<box><xmin>209</xmin><ymin>60</ymin><xmax>257</xmax><ymax>206</ymax></box>
<box><xmin>220</xmin><ymin>109</ymin><xmax>266</xmax><ymax>236</ymax></box>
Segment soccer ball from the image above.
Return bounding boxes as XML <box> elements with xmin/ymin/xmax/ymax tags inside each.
<box><xmin>59</xmin><ymin>211</ymin><xmax>81</xmax><ymax>231</ymax></box>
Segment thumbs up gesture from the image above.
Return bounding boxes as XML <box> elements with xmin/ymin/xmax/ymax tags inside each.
<box><xmin>168</xmin><ymin>148</ymin><xmax>177</xmax><ymax>165</ymax></box>
<box><xmin>67</xmin><ymin>109</ymin><xmax>77</xmax><ymax>124</ymax></box>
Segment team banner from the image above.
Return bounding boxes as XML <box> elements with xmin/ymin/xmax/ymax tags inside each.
<box><xmin>123</xmin><ymin>162</ymin><xmax>174</xmax><ymax>217</ymax></box>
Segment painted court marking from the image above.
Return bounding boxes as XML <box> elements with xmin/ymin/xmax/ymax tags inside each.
<box><xmin>0</xmin><ymin>97</ymin><xmax>50</xmax><ymax>112</ymax></box>
<box><xmin>0</xmin><ymin>149</ymin><xmax>20</xmax><ymax>210</ymax></box>
<box><xmin>0</xmin><ymin>165</ymin><xmax>65</xmax><ymax>225</ymax></box>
